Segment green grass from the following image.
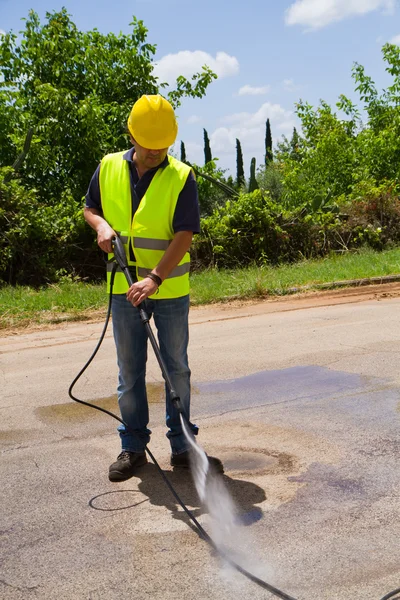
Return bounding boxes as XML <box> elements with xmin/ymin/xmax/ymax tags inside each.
<box><xmin>0</xmin><ymin>281</ymin><xmax>107</xmax><ymax>330</ymax></box>
<box><xmin>2</xmin><ymin>247</ymin><xmax>400</xmax><ymax>331</ymax></box>
<box><xmin>190</xmin><ymin>247</ymin><xmax>400</xmax><ymax>304</ymax></box>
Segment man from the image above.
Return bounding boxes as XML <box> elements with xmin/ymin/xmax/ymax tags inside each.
<box><xmin>84</xmin><ymin>94</ymin><xmax>223</xmax><ymax>481</ymax></box>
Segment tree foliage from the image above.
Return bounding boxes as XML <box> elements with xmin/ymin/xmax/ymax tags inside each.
<box><xmin>277</xmin><ymin>44</ymin><xmax>400</xmax><ymax>213</ymax></box>
<box><xmin>2</xmin><ymin>20</ymin><xmax>400</xmax><ymax>283</ymax></box>
<box><xmin>0</xmin><ymin>9</ymin><xmax>216</xmax><ymax>284</ymax></box>
<box><xmin>194</xmin><ymin>43</ymin><xmax>400</xmax><ymax>270</ymax></box>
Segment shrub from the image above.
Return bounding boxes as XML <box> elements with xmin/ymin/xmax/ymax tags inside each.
<box><xmin>0</xmin><ymin>168</ymin><xmax>90</xmax><ymax>285</ymax></box>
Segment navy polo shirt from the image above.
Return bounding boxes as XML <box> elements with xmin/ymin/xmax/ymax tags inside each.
<box><xmin>85</xmin><ymin>148</ymin><xmax>200</xmax><ymax>234</ymax></box>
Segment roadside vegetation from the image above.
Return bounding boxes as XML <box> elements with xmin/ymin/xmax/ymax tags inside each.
<box><xmin>1</xmin><ymin>10</ymin><xmax>400</xmax><ymax>329</ymax></box>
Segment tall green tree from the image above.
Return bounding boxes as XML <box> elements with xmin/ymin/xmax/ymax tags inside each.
<box><xmin>0</xmin><ymin>9</ymin><xmax>217</xmax><ymax>205</ymax></box>
<box><xmin>236</xmin><ymin>138</ymin><xmax>245</xmax><ymax>188</ymax></box>
<box><xmin>203</xmin><ymin>128</ymin><xmax>212</xmax><ymax>164</ymax></box>
<box><xmin>290</xmin><ymin>127</ymin><xmax>301</xmax><ymax>161</ymax></box>
<box><xmin>265</xmin><ymin>118</ymin><xmax>273</xmax><ymax>165</ymax></box>
<box><xmin>248</xmin><ymin>157</ymin><xmax>259</xmax><ymax>192</ymax></box>
<box><xmin>180</xmin><ymin>141</ymin><xmax>187</xmax><ymax>163</ymax></box>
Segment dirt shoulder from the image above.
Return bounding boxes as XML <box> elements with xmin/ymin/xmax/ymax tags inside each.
<box><xmin>190</xmin><ymin>281</ymin><xmax>400</xmax><ymax>323</ymax></box>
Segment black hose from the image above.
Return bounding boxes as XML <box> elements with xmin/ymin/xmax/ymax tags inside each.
<box><xmin>380</xmin><ymin>588</ymin><xmax>400</xmax><ymax>600</ymax></box>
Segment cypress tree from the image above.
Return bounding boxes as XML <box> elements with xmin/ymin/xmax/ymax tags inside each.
<box><xmin>290</xmin><ymin>127</ymin><xmax>301</xmax><ymax>161</ymax></box>
<box><xmin>248</xmin><ymin>157</ymin><xmax>259</xmax><ymax>192</ymax></box>
<box><xmin>203</xmin><ymin>128</ymin><xmax>212</xmax><ymax>164</ymax></box>
<box><xmin>180</xmin><ymin>141</ymin><xmax>187</xmax><ymax>163</ymax></box>
<box><xmin>236</xmin><ymin>138</ymin><xmax>245</xmax><ymax>188</ymax></box>
<box><xmin>265</xmin><ymin>118</ymin><xmax>273</xmax><ymax>165</ymax></box>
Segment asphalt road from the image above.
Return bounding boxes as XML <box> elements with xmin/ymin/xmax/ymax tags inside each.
<box><xmin>1</xmin><ymin>286</ymin><xmax>400</xmax><ymax>600</ymax></box>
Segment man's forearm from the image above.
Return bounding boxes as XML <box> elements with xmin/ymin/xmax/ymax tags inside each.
<box><xmin>84</xmin><ymin>207</ymin><xmax>107</xmax><ymax>232</ymax></box>
<box><xmin>84</xmin><ymin>207</ymin><xmax>116</xmax><ymax>253</ymax></box>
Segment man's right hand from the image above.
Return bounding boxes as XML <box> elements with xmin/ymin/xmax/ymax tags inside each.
<box><xmin>83</xmin><ymin>207</ymin><xmax>116</xmax><ymax>254</ymax></box>
<box><xmin>96</xmin><ymin>223</ymin><xmax>117</xmax><ymax>254</ymax></box>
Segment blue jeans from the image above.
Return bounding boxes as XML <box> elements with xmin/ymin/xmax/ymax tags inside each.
<box><xmin>111</xmin><ymin>293</ymin><xmax>198</xmax><ymax>454</ymax></box>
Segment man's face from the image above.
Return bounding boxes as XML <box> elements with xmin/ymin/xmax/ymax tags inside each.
<box><xmin>132</xmin><ymin>138</ymin><xmax>168</xmax><ymax>170</ymax></box>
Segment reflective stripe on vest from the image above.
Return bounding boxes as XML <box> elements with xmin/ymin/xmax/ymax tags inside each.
<box><xmin>107</xmin><ymin>262</ymin><xmax>190</xmax><ymax>278</ymax></box>
<box><xmin>99</xmin><ymin>151</ymin><xmax>191</xmax><ymax>298</ymax></box>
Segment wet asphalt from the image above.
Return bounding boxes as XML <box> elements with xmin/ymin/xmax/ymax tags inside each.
<box><xmin>1</xmin><ymin>292</ymin><xmax>400</xmax><ymax>600</ymax></box>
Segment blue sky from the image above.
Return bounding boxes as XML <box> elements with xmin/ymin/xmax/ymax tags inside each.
<box><xmin>1</xmin><ymin>0</ymin><xmax>400</xmax><ymax>174</ymax></box>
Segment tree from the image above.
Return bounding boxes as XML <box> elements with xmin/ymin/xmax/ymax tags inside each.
<box><xmin>265</xmin><ymin>118</ymin><xmax>273</xmax><ymax>165</ymax></box>
<box><xmin>289</xmin><ymin>128</ymin><xmax>301</xmax><ymax>161</ymax></box>
<box><xmin>0</xmin><ymin>9</ymin><xmax>217</xmax><ymax>205</ymax></box>
<box><xmin>236</xmin><ymin>138</ymin><xmax>245</xmax><ymax>188</ymax></box>
<box><xmin>203</xmin><ymin>128</ymin><xmax>212</xmax><ymax>164</ymax></box>
<box><xmin>180</xmin><ymin>141</ymin><xmax>187</xmax><ymax>163</ymax></box>
<box><xmin>0</xmin><ymin>9</ymin><xmax>217</xmax><ymax>284</ymax></box>
<box><xmin>248</xmin><ymin>157</ymin><xmax>259</xmax><ymax>192</ymax></box>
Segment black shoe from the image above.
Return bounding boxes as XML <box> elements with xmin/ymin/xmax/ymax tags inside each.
<box><xmin>109</xmin><ymin>451</ymin><xmax>147</xmax><ymax>482</ymax></box>
<box><xmin>170</xmin><ymin>451</ymin><xmax>224</xmax><ymax>473</ymax></box>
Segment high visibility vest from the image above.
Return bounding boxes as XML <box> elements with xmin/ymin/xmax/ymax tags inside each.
<box><xmin>99</xmin><ymin>151</ymin><xmax>192</xmax><ymax>298</ymax></box>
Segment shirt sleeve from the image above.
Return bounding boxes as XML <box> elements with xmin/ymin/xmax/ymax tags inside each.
<box><xmin>84</xmin><ymin>164</ymin><xmax>102</xmax><ymax>213</ymax></box>
<box><xmin>172</xmin><ymin>170</ymin><xmax>201</xmax><ymax>234</ymax></box>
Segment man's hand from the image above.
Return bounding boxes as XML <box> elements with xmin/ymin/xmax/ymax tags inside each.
<box><xmin>96</xmin><ymin>223</ymin><xmax>116</xmax><ymax>254</ymax></box>
<box><xmin>126</xmin><ymin>278</ymin><xmax>158</xmax><ymax>307</ymax></box>
<box><xmin>83</xmin><ymin>208</ymin><xmax>116</xmax><ymax>254</ymax></box>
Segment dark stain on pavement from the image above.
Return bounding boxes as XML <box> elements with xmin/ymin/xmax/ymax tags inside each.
<box><xmin>216</xmin><ymin>446</ymin><xmax>296</xmax><ymax>476</ymax></box>
<box><xmin>289</xmin><ymin>464</ymin><xmax>366</xmax><ymax>497</ymax></box>
<box><xmin>35</xmin><ymin>383</ymin><xmax>201</xmax><ymax>424</ymax></box>
<box><xmin>195</xmin><ymin>365</ymin><xmax>400</xmax><ymax>420</ymax></box>
<box><xmin>35</xmin><ymin>383</ymin><xmax>166</xmax><ymax>423</ymax></box>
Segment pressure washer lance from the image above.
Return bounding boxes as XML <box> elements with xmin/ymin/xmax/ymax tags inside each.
<box><xmin>68</xmin><ymin>237</ymin><xmax>399</xmax><ymax>600</ymax></box>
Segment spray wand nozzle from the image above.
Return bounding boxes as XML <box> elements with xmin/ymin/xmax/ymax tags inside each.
<box><xmin>171</xmin><ymin>395</ymin><xmax>183</xmax><ymax>414</ymax></box>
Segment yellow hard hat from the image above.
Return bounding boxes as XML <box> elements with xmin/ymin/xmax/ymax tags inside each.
<box><xmin>127</xmin><ymin>95</ymin><xmax>178</xmax><ymax>149</ymax></box>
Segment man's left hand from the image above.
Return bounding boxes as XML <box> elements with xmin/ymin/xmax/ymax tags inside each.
<box><xmin>126</xmin><ymin>278</ymin><xmax>158</xmax><ymax>306</ymax></box>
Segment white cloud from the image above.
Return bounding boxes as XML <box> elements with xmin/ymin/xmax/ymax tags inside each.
<box><xmin>237</xmin><ymin>84</ymin><xmax>270</xmax><ymax>96</ymax></box>
<box><xmin>389</xmin><ymin>33</ymin><xmax>400</xmax><ymax>44</ymax></box>
<box><xmin>285</xmin><ymin>0</ymin><xmax>396</xmax><ymax>30</ymax></box>
<box><xmin>153</xmin><ymin>50</ymin><xmax>239</xmax><ymax>84</ymax></box>
<box><xmin>0</xmin><ymin>29</ymin><xmax>5</xmax><ymax>36</ymax></box>
<box><xmin>211</xmin><ymin>102</ymin><xmax>295</xmax><ymax>158</ymax></box>
<box><xmin>283</xmin><ymin>78</ymin><xmax>303</xmax><ymax>92</ymax></box>
<box><xmin>186</xmin><ymin>115</ymin><xmax>201</xmax><ymax>125</ymax></box>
